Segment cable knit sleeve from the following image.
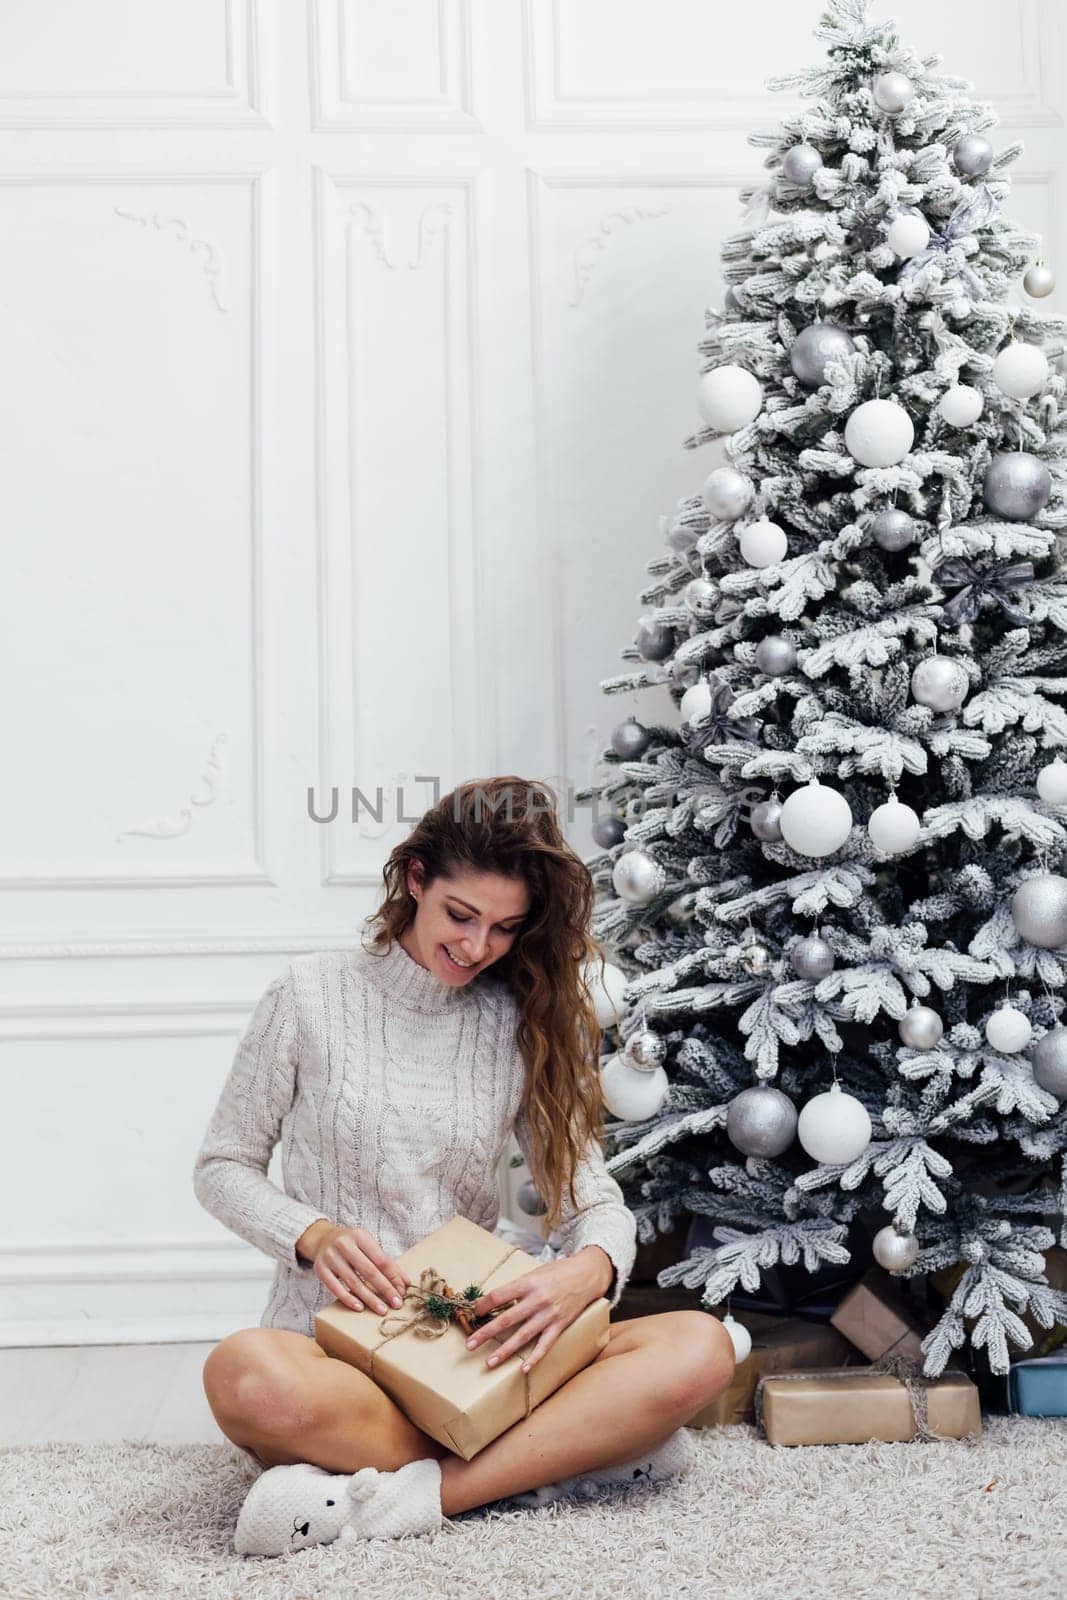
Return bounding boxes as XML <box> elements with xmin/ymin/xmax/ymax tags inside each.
<box><xmin>191</xmin><ymin>966</ymin><xmax>332</xmax><ymax>1271</ymax></box>
<box><xmin>513</xmin><ymin>1105</ymin><xmax>637</xmax><ymax>1312</ymax></box>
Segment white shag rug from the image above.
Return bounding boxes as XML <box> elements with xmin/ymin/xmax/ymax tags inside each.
<box><xmin>2</xmin><ymin>1418</ymin><xmax>1065</xmax><ymax>1600</ymax></box>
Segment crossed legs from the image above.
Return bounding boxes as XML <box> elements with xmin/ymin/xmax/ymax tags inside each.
<box><xmin>203</xmin><ymin>1310</ymin><xmax>734</xmax><ymax>1517</ymax></box>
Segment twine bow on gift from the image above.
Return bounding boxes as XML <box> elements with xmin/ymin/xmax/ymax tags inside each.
<box><xmin>753</xmin><ymin>1351</ymin><xmax>958</xmax><ymax>1444</ymax></box>
<box><xmin>936</xmin><ymin>556</ymin><xmax>1035</xmax><ymax>628</ymax></box>
<box><xmin>897</xmin><ymin>183</ymin><xmax>1001</xmax><ymax>299</ymax></box>
<box><xmin>366</xmin><ymin>1244</ymin><xmax>537</xmax><ymax>1420</ymax></box>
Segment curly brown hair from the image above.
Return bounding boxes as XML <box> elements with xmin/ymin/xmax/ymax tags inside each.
<box><xmin>360</xmin><ymin>775</ymin><xmax>611</xmax><ymax>1234</ymax></box>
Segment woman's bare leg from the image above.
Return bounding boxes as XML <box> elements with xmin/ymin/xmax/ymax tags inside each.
<box><xmin>439</xmin><ymin>1310</ymin><xmax>733</xmax><ymax>1514</ymax></box>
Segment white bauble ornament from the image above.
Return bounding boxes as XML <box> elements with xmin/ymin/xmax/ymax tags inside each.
<box><xmin>985</xmin><ymin>1004</ymin><xmax>1033</xmax><ymax>1054</ymax></box>
<box><xmin>1024</xmin><ymin>260</ymin><xmax>1056</xmax><ymax>299</ymax></box>
<box><xmin>779</xmin><ymin>780</ymin><xmax>853</xmax><ymax>858</ymax></box>
<box><xmin>1037</xmin><ymin>760</ymin><xmax>1067</xmax><ymax>805</ymax></box>
<box><xmin>887</xmin><ymin>212</ymin><xmax>930</xmax><ymax>258</ymax></box>
<box><xmin>797</xmin><ymin>1082</ymin><xmax>872</xmax><ymax>1165</ymax></box>
<box><xmin>600</xmin><ymin>1053</ymin><xmax>669</xmax><ymax>1120</ymax></box>
<box><xmin>867</xmin><ymin>798</ymin><xmax>921</xmax><ymax>853</ymax></box>
<box><xmin>872</xmin><ymin>1225</ymin><xmax>920</xmax><ymax>1274</ymax></box>
<box><xmin>680</xmin><ymin>679</ymin><xmax>712</xmax><ymax>723</ymax></box>
<box><xmin>739</xmin><ymin>519</ymin><xmax>788</xmax><ymax>568</ymax></box>
<box><xmin>872</xmin><ymin>71</ymin><xmax>914</xmax><ymax>113</ymax></box>
<box><xmin>844</xmin><ymin>399</ymin><xmax>914</xmax><ymax>468</ymax></box>
<box><xmin>582</xmin><ymin>958</ymin><xmax>628</xmax><ymax>1029</ymax></box>
<box><xmin>992</xmin><ymin>341</ymin><xmax>1049</xmax><ymax>400</ymax></box>
<box><xmin>697</xmin><ymin>365</ymin><xmax>764</xmax><ymax>432</ymax></box>
<box><xmin>937</xmin><ymin>384</ymin><xmax>984</xmax><ymax>427</ymax></box>
<box><xmin>612</xmin><ymin>849</ymin><xmax>666</xmax><ymax>905</ymax></box>
<box><xmin>703</xmin><ymin>466</ymin><xmax>755</xmax><ymax>521</ymax></box>
<box><xmin>721</xmin><ymin>1313</ymin><xmax>752</xmax><ymax>1363</ymax></box>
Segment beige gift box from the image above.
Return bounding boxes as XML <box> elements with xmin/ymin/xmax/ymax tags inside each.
<box><xmin>757</xmin><ymin>1367</ymin><xmax>982</xmax><ymax>1446</ymax></box>
<box><xmin>314</xmin><ymin>1213</ymin><xmax>610</xmax><ymax>1460</ymax></box>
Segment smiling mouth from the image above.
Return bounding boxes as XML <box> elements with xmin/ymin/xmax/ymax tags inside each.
<box><xmin>442</xmin><ymin>944</ymin><xmax>477</xmax><ymax>971</ymax></box>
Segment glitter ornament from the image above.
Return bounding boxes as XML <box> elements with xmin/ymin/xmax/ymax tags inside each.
<box><xmin>782</xmin><ymin>143</ymin><xmax>822</xmax><ymax>185</ymax></box>
<box><xmin>1011</xmin><ymin>874</ymin><xmax>1067</xmax><ymax>949</ymax></box>
<box><xmin>911</xmin><ymin>656</ymin><xmax>968</xmax><ymax>712</ymax></box>
<box><xmin>612</xmin><ymin>849</ymin><xmax>666</xmax><ymax>905</ymax></box>
<box><xmin>899</xmin><ymin>1004</ymin><xmax>944</xmax><ymax>1051</ymax></box>
<box><xmin>887</xmin><ymin>212</ymin><xmax>930</xmax><ymax>258</ymax></box>
<box><xmin>872</xmin><ymin>71</ymin><xmax>914</xmax><ymax>113</ymax></box>
<box><xmin>1037</xmin><ymin>760</ymin><xmax>1067</xmax><ymax>805</ymax></box>
<box><xmin>871</xmin><ymin>508</ymin><xmax>916</xmax><ymax>551</ymax></box>
<box><xmin>872</xmin><ymin>1225</ymin><xmax>920</xmax><ymax>1273</ymax></box>
<box><xmin>726</xmin><ymin>1084</ymin><xmax>798</xmax><ymax>1158</ymax></box>
<box><xmin>797</xmin><ymin>1083</ymin><xmax>872</xmax><ymax>1165</ymax></box>
<box><xmin>754</xmin><ymin>635</ymin><xmax>797</xmax><ymax>676</ymax></box>
<box><xmin>739</xmin><ymin>519</ymin><xmax>788</xmax><ymax>568</ymax></box>
<box><xmin>790</xmin><ymin>323</ymin><xmax>856</xmax><ymax>388</ymax></box>
<box><xmin>937</xmin><ymin>384</ymin><xmax>984</xmax><ymax>427</ymax></box>
<box><xmin>982</xmin><ymin>451</ymin><xmax>1052</xmax><ymax>521</ymax></box>
<box><xmin>953</xmin><ymin>133</ymin><xmax>994</xmax><ymax>176</ymax></box>
<box><xmin>984</xmin><ymin>1004</ymin><xmax>1032</xmax><ymax>1054</ymax></box>
<box><xmin>779</xmin><ymin>780</ymin><xmax>854</xmax><ymax>858</ymax></box>
<box><xmin>791</xmin><ymin>933</ymin><xmax>835</xmax><ymax>980</ymax></box>
<box><xmin>845</xmin><ymin>399</ymin><xmax>915</xmax><ymax>467</ymax></box>
<box><xmin>611</xmin><ymin>718</ymin><xmax>651</xmax><ymax>759</ymax></box>
<box><xmin>992</xmin><ymin>342</ymin><xmax>1049</xmax><ymax>399</ymax></box>
<box><xmin>697</xmin><ymin>365</ymin><xmax>764</xmax><ymax>432</ymax></box>
<box><xmin>868</xmin><ymin>798</ymin><xmax>922</xmax><ymax>853</ymax></box>
<box><xmin>703</xmin><ymin>466</ymin><xmax>755</xmax><ymax>520</ymax></box>
<box><xmin>1031</xmin><ymin>1028</ymin><xmax>1067</xmax><ymax>1100</ymax></box>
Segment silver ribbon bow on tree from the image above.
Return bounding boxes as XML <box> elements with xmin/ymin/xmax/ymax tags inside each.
<box><xmin>936</xmin><ymin>556</ymin><xmax>1035</xmax><ymax>628</ymax></box>
<box><xmin>688</xmin><ymin>677</ymin><xmax>761</xmax><ymax>756</ymax></box>
<box><xmin>897</xmin><ymin>182</ymin><xmax>1001</xmax><ymax>298</ymax></box>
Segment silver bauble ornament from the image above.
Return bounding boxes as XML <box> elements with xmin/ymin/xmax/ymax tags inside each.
<box><xmin>1011</xmin><ymin>874</ymin><xmax>1067</xmax><ymax>949</ymax></box>
<box><xmin>782</xmin><ymin>143</ymin><xmax>822</xmax><ymax>185</ymax></box>
<box><xmin>703</xmin><ymin>466</ymin><xmax>755</xmax><ymax>521</ymax></box>
<box><xmin>684</xmin><ymin>576</ymin><xmax>717</xmax><ymax>617</ymax></box>
<box><xmin>754</xmin><ymin>635</ymin><xmax>797</xmax><ymax>676</ymax></box>
<box><xmin>953</xmin><ymin>133</ymin><xmax>994</xmax><ymax>177</ymax></box>
<box><xmin>1037</xmin><ymin>759</ymin><xmax>1067</xmax><ymax>805</ymax></box>
<box><xmin>790</xmin><ymin>933</ymin><xmax>835</xmax><ymax>980</ymax></box>
<box><xmin>739</xmin><ymin>940</ymin><xmax>772</xmax><ymax>976</ymax></box>
<box><xmin>984</xmin><ymin>1004</ymin><xmax>1032</xmax><ymax>1054</ymax></box>
<box><xmin>612</xmin><ymin>849</ymin><xmax>666</xmax><ymax>905</ymax></box>
<box><xmin>872</xmin><ymin>1224</ymin><xmax>920</xmax><ymax>1273</ymax></box>
<box><xmin>611</xmin><ymin>718</ymin><xmax>650</xmax><ymax>760</ymax></box>
<box><xmin>624</xmin><ymin>1029</ymin><xmax>667</xmax><ymax>1070</ymax></box>
<box><xmin>750</xmin><ymin>798</ymin><xmax>783</xmax><ymax>841</ymax></box>
<box><xmin>872</xmin><ymin>71</ymin><xmax>914</xmax><ymax>113</ymax></box>
<box><xmin>726</xmin><ymin>1084</ymin><xmax>798</xmax><ymax>1158</ymax></box>
<box><xmin>982</xmin><ymin>452</ymin><xmax>1052</xmax><ymax>521</ymax></box>
<box><xmin>789</xmin><ymin>323</ymin><xmax>856</xmax><ymax>388</ymax></box>
<box><xmin>797</xmin><ymin>1082</ymin><xmax>872</xmax><ymax>1165</ymax></box>
<box><xmin>910</xmin><ymin>656</ymin><xmax>968</xmax><ymax>712</ymax></box>
<box><xmin>871</xmin><ymin>507</ymin><xmax>916</xmax><ymax>551</ymax></box>
<box><xmin>1031</xmin><ymin>1027</ymin><xmax>1067</xmax><ymax>1100</ymax></box>
<box><xmin>635</xmin><ymin>618</ymin><xmax>674</xmax><ymax>662</ymax></box>
<box><xmin>1024</xmin><ymin>260</ymin><xmax>1056</xmax><ymax>299</ymax></box>
<box><xmin>516</xmin><ymin>1178</ymin><xmax>547</xmax><ymax>1216</ymax></box>
<box><xmin>898</xmin><ymin>1004</ymin><xmax>944</xmax><ymax>1051</ymax></box>
<box><xmin>591</xmin><ymin>813</ymin><xmax>626</xmax><ymax>849</ymax></box>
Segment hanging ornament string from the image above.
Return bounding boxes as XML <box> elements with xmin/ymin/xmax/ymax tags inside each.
<box><xmin>753</xmin><ymin>1352</ymin><xmax>958</xmax><ymax>1442</ymax></box>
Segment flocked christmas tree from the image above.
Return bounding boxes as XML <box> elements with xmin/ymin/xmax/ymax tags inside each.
<box><xmin>577</xmin><ymin>0</ymin><xmax>1067</xmax><ymax>1377</ymax></box>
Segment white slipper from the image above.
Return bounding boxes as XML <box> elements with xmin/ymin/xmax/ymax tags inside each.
<box><xmin>233</xmin><ymin>1456</ymin><xmax>443</xmax><ymax>1557</ymax></box>
<box><xmin>502</xmin><ymin>1425</ymin><xmax>695</xmax><ymax>1509</ymax></box>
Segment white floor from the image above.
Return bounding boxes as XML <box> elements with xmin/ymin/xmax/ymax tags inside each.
<box><xmin>1</xmin><ymin>1342</ymin><xmax>224</xmax><ymax>1447</ymax></box>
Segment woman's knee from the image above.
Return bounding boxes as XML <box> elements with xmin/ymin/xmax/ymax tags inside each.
<box><xmin>659</xmin><ymin>1310</ymin><xmax>737</xmax><ymax>1413</ymax></box>
<box><xmin>202</xmin><ymin>1328</ymin><xmax>325</xmax><ymax>1438</ymax></box>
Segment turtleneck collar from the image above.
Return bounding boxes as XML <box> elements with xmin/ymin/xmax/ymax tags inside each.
<box><xmin>350</xmin><ymin>932</ymin><xmax>478</xmax><ymax>1015</ymax></box>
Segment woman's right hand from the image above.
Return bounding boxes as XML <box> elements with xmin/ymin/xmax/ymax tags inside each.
<box><xmin>312</xmin><ymin>1225</ymin><xmax>411</xmax><ymax>1315</ymax></box>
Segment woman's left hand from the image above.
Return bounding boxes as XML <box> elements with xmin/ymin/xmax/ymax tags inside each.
<box><xmin>466</xmin><ymin>1255</ymin><xmax>599</xmax><ymax>1374</ymax></box>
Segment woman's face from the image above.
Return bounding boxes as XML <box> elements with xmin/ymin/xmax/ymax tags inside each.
<box><xmin>402</xmin><ymin>865</ymin><xmax>531</xmax><ymax>985</ymax></box>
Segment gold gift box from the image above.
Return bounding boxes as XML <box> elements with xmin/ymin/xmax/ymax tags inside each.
<box><xmin>314</xmin><ymin>1214</ymin><xmax>610</xmax><ymax>1460</ymax></box>
<box><xmin>758</xmin><ymin>1367</ymin><xmax>982</xmax><ymax>1446</ymax></box>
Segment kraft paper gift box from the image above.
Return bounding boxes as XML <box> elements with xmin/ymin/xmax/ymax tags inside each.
<box><xmin>686</xmin><ymin>1315</ymin><xmax>860</xmax><ymax>1429</ymax></box>
<box><xmin>755</xmin><ymin>1366</ymin><xmax>982</xmax><ymax>1446</ymax></box>
<box><xmin>830</xmin><ymin>1266</ymin><xmax>929</xmax><ymax>1362</ymax></box>
<box><xmin>314</xmin><ymin>1213</ymin><xmax>610</xmax><ymax>1460</ymax></box>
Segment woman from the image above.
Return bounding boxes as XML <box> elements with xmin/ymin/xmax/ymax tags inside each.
<box><xmin>194</xmin><ymin>777</ymin><xmax>734</xmax><ymax>1556</ymax></box>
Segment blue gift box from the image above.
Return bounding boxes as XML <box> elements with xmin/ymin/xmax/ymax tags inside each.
<box><xmin>1007</xmin><ymin>1355</ymin><xmax>1067</xmax><ymax>1417</ymax></box>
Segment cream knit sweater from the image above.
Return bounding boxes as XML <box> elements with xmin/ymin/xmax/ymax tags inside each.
<box><xmin>192</xmin><ymin>935</ymin><xmax>637</xmax><ymax>1337</ymax></box>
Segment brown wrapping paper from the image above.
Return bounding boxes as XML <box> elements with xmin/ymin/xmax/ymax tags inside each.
<box><xmin>687</xmin><ymin>1316</ymin><xmax>859</xmax><ymax>1429</ymax></box>
<box><xmin>830</xmin><ymin>1266</ymin><xmax>928</xmax><ymax>1362</ymax></box>
<box><xmin>314</xmin><ymin>1214</ymin><xmax>610</xmax><ymax>1460</ymax></box>
<box><xmin>757</xmin><ymin>1365</ymin><xmax>982</xmax><ymax>1446</ymax></box>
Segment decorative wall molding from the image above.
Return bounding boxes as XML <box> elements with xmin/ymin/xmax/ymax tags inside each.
<box><xmin>309</xmin><ymin>0</ymin><xmax>479</xmax><ymax>131</ymax></box>
<box><xmin>0</xmin><ymin>931</ymin><xmax>356</xmax><ymax>961</ymax></box>
<box><xmin>113</xmin><ymin>211</ymin><xmax>229</xmax><ymax>312</ymax></box>
<box><xmin>570</xmin><ymin>203</ymin><xmax>672</xmax><ymax>307</ymax></box>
